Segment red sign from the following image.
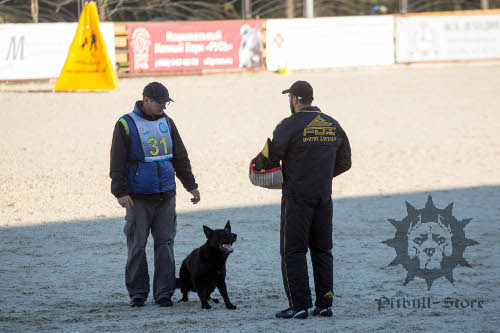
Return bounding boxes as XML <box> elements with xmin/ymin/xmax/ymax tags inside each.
<box><xmin>127</xmin><ymin>21</ymin><xmax>263</xmax><ymax>73</ymax></box>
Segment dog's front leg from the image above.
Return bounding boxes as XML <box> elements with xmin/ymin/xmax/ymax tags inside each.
<box><xmin>195</xmin><ymin>287</ymin><xmax>211</xmax><ymax>309</ymax></box>
<box><xmin>216</xmin><ymin>280</ymin><xmax>237</xmax><ymax>310</ymax></box>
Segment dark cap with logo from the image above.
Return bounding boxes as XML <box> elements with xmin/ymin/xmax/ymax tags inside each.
<box><xmin>282</xmin><ymin>80</ymin><xmax>313</xmax><ymax>100</ymax></box>
<box><xmin>143</xmin><ymin>82</ymin><xmax>174</xmax><ymax>104</ymax></box>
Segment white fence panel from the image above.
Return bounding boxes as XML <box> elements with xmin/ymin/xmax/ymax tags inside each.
<box><xmin>266</xmin><ymin>16</ymin><xmax>395</xmax><ymax>71</ymax></box>
<box><xmin>0</xmin><ymin>23</ymin><xmax>115</xmax><ymax>80</ymax></box>
<box><xmin>396</xmin><ymin>14</ymin><xmax>500</xmax><ymax>62</ymax></box>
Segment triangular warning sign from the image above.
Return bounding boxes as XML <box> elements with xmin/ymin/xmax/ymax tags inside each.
<box><xmin>306</xmin><ymin>115</ymin><xmax>332</xmax><ymax>128</ymax></box>
<box><xmin>55</xmin><ymin>2</ymin><xmax>118</xmax><ymax>91</ymax></box>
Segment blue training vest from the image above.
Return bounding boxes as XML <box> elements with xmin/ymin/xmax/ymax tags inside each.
<box><xmin>120</xmin><ymin>108</ymin><xmax>176</xmax><ymax>195</ymax></box>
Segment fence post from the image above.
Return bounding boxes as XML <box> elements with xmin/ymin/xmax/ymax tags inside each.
<box><xmin>242</xmin><ymin>0</ymin><xmax>252</xmax><ymax>19</ymax></box>
<box><xmin>303</xmin><ymin>0</ymin><xmax>313</xmax><ymax>18</ymax></box>
<box><xmin>400</xmin><ymin>0</ymin><xmax>408</xmax><ymax>14</ymax></box>
<box><xmin>481</xmin><ymin>0</ymin><xmax>489</xmax><ymax>9</ymax></box>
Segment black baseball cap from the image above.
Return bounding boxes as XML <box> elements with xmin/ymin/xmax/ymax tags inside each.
<box><xmin>143</xmin><ymin>82</ymin><xmax>173</xmax><ymax>104</ymax></box>
<box><xmin>282</xmin><ymin>81</ymin><xmax>313</xmax><ymax>100</ymax></box>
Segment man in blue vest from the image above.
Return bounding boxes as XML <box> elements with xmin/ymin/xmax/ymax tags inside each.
<box><xmin>110</xmin><ymin>82</ymin><xmax>200</xmax><ymax>308</ymax></box>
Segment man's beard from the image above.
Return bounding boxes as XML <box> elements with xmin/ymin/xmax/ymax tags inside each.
<box><xmin>141</xmin><ymin>104</ymin><xmax>164</xmax><ymax>120</ymax></box>
<box><xmin>289</xmin><ymin>100</ymin><xmax>295</xmax><ymax>114</ymax></box>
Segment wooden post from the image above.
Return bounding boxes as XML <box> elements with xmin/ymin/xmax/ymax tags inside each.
<box><xmin>287</xmin><ymin>0</ymin><xmax>294</xmax><ymax>18</ymax></box>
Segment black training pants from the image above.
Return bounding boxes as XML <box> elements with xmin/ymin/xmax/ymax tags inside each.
<box><xmin>280</xmin><ymin>195</ymin><xmax>334</xmax><ymax>311</ymax></box>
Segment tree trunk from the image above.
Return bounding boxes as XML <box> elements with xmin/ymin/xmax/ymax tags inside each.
<box><xmin>31</xmin><ymin>0</ymin><xmax>38</xmax><ymax>23</ymax></box>
<box><xmin>98</xmin><ymin>0</ymin><xmax>108</xmax><ymax>21</ymax></box>
<box><xmin>287</xmin><ymin>0</ymin><xmax>295</xmax><ymax>18</ymax></box>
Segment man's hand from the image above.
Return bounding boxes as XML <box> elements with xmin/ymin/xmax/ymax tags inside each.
<box><xmin>190</xmin><ymin>189</ymin><xmax>201</xmax><ymax>205</ymax></box>
<box><xmin>117</xmin><ymin>195</ymin><xmax>134</xmax><ymax>209</ymax></box>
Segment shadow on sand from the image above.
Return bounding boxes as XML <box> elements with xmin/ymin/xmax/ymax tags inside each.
<box><xmin>1</xmin><ymin>186</ymin><xmax>498</xmax><ymax>332</ymax></box>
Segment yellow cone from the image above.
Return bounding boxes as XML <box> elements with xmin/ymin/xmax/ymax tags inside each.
<box><xmin>278</xmin><ymin>63</ymin><xmax>289</xmax><ymax>75</ymax></box>
<box><xmin>55</xmin><ymin>2</ymin><xmax>118</xmax><ymax>91</ymax></box>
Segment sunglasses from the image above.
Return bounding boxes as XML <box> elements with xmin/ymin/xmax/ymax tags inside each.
<box><xmin>147</xmin><ymin>97</ymin><xmax>171</xmax><ymax>106</ymax></box>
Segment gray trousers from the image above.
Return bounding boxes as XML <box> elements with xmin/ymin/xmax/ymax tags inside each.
<box><xmin>123</xmin><ymin>196</ymin><xmax>177</xmax><ymax>301</ymax></box>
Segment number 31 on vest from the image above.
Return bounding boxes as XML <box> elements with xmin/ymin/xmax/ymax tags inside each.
<box><xmin>148</xmin><ymin>137</ymin><xmax>168</xmax><ymax>156</ymax></box>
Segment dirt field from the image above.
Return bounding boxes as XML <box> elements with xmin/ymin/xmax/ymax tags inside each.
<box><xmin>1</xmin><ymin>64</ymin><xmax>499</xmax><ymax>332</ymax></box>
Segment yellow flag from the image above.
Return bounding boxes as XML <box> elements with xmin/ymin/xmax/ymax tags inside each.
<box><xmin>55</xmin><ymin>2</ymin><xmax>118</xmax><ymax>91</ymax></box>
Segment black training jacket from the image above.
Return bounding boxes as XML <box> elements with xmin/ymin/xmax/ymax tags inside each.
<box><xmin>269</xmin><ymin>106</ymin><xmax>351</xmax><ymax>199</ymax></box>
<box><xmin>110</xmin><ymin>104</ymin><xmax>198</xmax><ymax>200</ymax></box>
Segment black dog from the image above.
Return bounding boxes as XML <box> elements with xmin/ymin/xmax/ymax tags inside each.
<box><xmin>177</xmin><ymin>221</ymin><xmax>237</xmax><ymax>310</ymax></box>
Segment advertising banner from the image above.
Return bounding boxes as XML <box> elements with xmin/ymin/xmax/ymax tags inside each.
<box><xmin>126</xmin><ymin>21</ymin><xmax>263</xmax><ymax>73</ymax></box>
<box><xmin>265</xmin><ymin>16</ymin><xmax>395</xmax><ymax>71</ymax></box>
<box><xmin>396</xmin><ymin>14</ymin><xmax>500</xmax><ymax>62</ymax></box>
<box><xmin>0</xmin><ymin>23</ymin><xmax>115</xmax><ymax>80</ymax></box>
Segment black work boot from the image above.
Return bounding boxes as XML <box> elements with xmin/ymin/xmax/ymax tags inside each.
<box><xmin>310</xmin><ymin>306</ymin><xmax>333</xmax><ymax>317</ymax></box>
<box><xmin>129</xmin><ymin>296</ymin><xmax>146</xmax><ymax>307</ymax></box>
<box><xmin>156</xmin><ymin>297</ymin><xmax>174</xmax><ymax>307</ymax></box>
<box><xmin>275</xmin><ymin>307</ymin><xmax>308</xmax><ymax>319</ymax></box>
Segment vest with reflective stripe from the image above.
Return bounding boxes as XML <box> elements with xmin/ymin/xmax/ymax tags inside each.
<box><xmin>122</xmin><ymin>111</ymin><xmax>176</xmax><ymax>195</ymax></box>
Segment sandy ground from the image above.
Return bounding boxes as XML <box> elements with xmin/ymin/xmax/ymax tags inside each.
<box><xmin>0</xmin><ymin>64</ymin><xmax>499</xmax><ymax>332</ymax></box>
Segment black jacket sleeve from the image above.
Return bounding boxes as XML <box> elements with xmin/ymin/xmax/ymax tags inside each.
<box><xmin>170</xmin><ymin>118</ymin><xmax>198</xmax><ymax>192</ymax></box>
<box><xmin>269</xmin><ymin>117</ymin><xmax>295</xmax><ymax>163</ymax></box>
<box><xmin>109</xmin><ymin>120</ymin><xmax>130</xmax><ymax>198</ymax></box>
<box><xmin>333</xmin><ymin>129</ymin><xmax>352</xmax><ymax>178</ymax></box>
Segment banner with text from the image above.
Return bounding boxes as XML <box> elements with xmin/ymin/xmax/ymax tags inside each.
<box><xmin>126</xmin><ymin>21</ymin><xmax>263</xmax><ymax>73</ymax></box>
<box><xmin>396</xmin><ymin>14</ymin><xmax>500</xmax><ymax>62</ymax></box>
<box><xmin>266</xmin><ymin>16</ymin><xmax>395</xmax><ymax>71</ymax></box>
<box><xmin>0</xmin><ymin>23</ymin><xmax>115</xmax><ymax>80</ymax></box>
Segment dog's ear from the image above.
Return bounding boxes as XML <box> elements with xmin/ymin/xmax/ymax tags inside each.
<box><xmin>203</xmin><ymin>225</ymin><xmax>213</xmax><ymax>238</ymax></box>
<box><xmin>225</xmin><ymin>220</ymin><xmax>231</xmax><ymax>232</ymax></box>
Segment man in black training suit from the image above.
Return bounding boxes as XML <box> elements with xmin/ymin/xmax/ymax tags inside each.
<box><xmin>268</xmin><ymin>80</ymin><xmax>351</xmax><ymax>319</ymax></box>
